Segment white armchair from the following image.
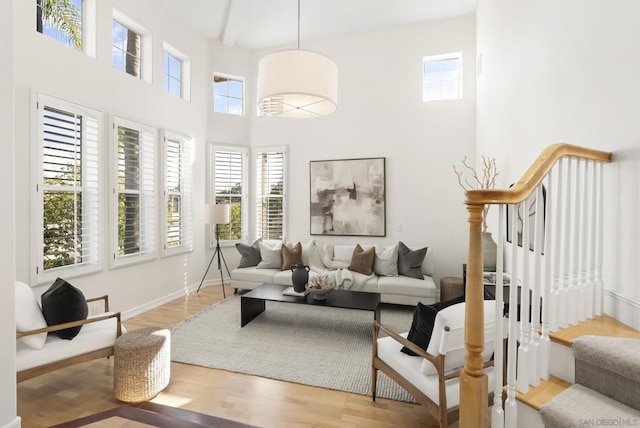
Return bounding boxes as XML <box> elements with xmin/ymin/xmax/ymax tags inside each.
<box><xmin>15</xmin><ymin>281</ymin><xmax>123</xmax><ymax>382</ymax></box>
<box><xmin>372</xmin><ymin>300</ymin><xmax>499</xmax><ymax>428</ymax></box>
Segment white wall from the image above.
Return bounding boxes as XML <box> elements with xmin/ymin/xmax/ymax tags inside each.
<box><xmin>1</xmin><ymin>2</ymin><xmax>18</xmax><ymax>427</ymax></box>
<box><xmin>249</xmin><ymin>14</ymin><xmax>477</xmax><ymax>283</ymax></box>
<box><xmin>476</xmin><ymin>0</ymin><xmax>640</xmax><ymax>328</ymax></box>
<box><xmin>11</xmin><ymin>0</ymin><xmax>247</xmax><ymax>314</ymax></box>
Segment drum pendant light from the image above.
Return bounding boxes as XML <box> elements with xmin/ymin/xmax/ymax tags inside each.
<box><xmin>257</xmin><ymin>0</ymin><xmax>338</xmax><ymax>118</ymax></box>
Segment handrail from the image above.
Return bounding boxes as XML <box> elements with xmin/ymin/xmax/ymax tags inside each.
<box><xmin>459</xmin><ymin>143</ymin><xmax>612</xmax><ymax>427</ymax></box>
<box><xmin>465</xmin><ymin>143</ymin><xmax>612</xmax><ymax>206</ymax></box>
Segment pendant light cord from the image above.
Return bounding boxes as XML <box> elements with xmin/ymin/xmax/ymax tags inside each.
<box><xmin>297</xmin><ymin>0</ymin><xmax>301</xmax><ymax>49</ymax></box>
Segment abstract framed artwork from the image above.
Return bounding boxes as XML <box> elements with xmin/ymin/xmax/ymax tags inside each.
<box><xmin>310</xmin><ymin>157</ymin><xmax>385</xmax><ymax>236</ymax></box>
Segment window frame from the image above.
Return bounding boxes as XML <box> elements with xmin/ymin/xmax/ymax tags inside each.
<box><xmin>254</xmin><ymin>146</ymin><xmax>287</xmax><ymax>242</ymax></box>
<box><xmin>31</xmin><ymin>92</ymin><xmax>104</xmax><ymax>285</ymax></box>
<box><xmin>36</xmin><ymin>0</ymin><xmax>84</xmax><ymax>52</ymax></box>
<box><xmin>161</xmin><ymin>130</ymin><xmax>194</xmax><ymax>257</ymax></box>
<box><xmin>111</xmin><ymin>10</ymin><xmax>152</xmax><ymax>82</ymax></box>
<box><xmin>210</xmin><ymin>144</ymin><xmax>248</xmax><ymax>246</ymax></box>
<box><xmin>162</xmin><ymin>42</ymin><xmax>191</xmax><ymax>101</ymax></box>
<box><xmin>213</xmin><ymin>73</ymin><xmax>244</xmax><ymax>116</ymax></box>
<box><xmin>422</xmin><ymin>52</ymin><xmax>463</xmax><ymax>102</ymax></box>
<box><xmin>109</xmin><ymin>116</ymin><xmax>157</xmax><ymax>269</ymax></box>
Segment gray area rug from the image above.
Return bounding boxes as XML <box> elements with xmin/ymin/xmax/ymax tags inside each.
<box><xmin>171</xmin><ymin>295</ymin><xmax>416</xmax><ymax>402</ymax></box>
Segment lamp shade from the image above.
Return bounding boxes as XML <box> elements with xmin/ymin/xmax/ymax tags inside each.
<box><xmin>257</xmin><ymin>49</ymin><xmax>338</xmax><ymax>118</ymax></box>
<box><xmin>205</xmin><ymin>204</ymin><xmax>230</xmax><ymax>225</ymax></box>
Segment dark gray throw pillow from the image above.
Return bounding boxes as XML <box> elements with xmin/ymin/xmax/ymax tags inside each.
<box><xmin>235</xmin><ymin>239</ymin><xmax>262</xmax><ymax>268</ymax></box>
<box><xmin>397</xmin><ymin>241</ymin><xmax>427</xmax><ymax>280</ymax></box>
<box><xmin>401</xmin><ymin>295</ymin><xmax>465</xmax><ymax>356</ymax></box>
<box><xmin>41</xmin><ymin>277</ymin><xmax>89</xmax><ymax>340</ymax></box>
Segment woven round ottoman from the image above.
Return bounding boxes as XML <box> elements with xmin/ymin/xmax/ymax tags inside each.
<box><xmin>114</xmin><ymin>327</ymin><xmax>171</xmax><ymax>402</ymax></box>
<box><xmin>440</xmin><ymin>276</ymin><xmax>464</xmax><ymax>302</ymax></box>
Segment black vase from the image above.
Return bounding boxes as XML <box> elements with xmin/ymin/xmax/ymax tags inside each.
<box><xmin>291</xmin><ymin>264</ymin><xmax>310</xmax><ymax>293</ymax></box>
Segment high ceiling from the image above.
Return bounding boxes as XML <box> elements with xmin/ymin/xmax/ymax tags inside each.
<box><xmin>162</xmin><ymin>0</ymin><xmax>477</xmax><ymax>51</ymax></box>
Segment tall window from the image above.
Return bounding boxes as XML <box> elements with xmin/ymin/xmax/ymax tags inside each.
<box><xmin>423</xmin><ymin>53</ymin><xmax>462</xmax><ymax>102</ymax></box>
<box><xmin>163</xmin><ymin>131</ymin><xmax>193</xmax><ymax>255</ymax></box>
<box><xmin>213</xmin><ymin>75</ymin><xmax>244</xmax><ymax>116</ymax></box>
<box><xmin>112</xmin><ymin>19</ymin><xmax>141</xmax><ymax>78</ymax></box>
<box><xmin>211</xmin><ymin>146</ymin><xmax>247</xmax><ymax>242</ymax></box>
<box><xmin>34</xmin><ymin>94</ymin><xmax>102</xmax><ymax>284</ymax></box>
<box><xmin>256</xmin><ymin>147</ymin><xmax>287</xmax><ymax>240</ymax></box>
<box><xmin>36</xmin><ymin>0</ymin><xmax>83</xmax><ymax>51</ymax></box>
<box><xmin>163</xmin><ymin>51</ymin><xmax>182</xmax><ymax>98</ymax></box>
<box><xmin>111</xmin><ymin>117</ymin><xmax>156</xmax><ymax>267</ymax></box>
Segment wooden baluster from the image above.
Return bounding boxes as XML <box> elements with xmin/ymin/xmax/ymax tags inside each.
<box><xmin>517</xmin><ymin>198</ymin><xmax>531</xmax><ymax>393</ymax></box>
<box><xmin>569</xmin><ymin>158</ymin><xmax>582</xmax><ymax>325</ymax></box>
<box><xmin>539</xmin><ymin>168</ymin><xmax>554</xmax><ymax>380</ymax></box>
<box><xmin>586</xmin><ymin>160</ymin><xmax>597</xmax><ymax>319</ymax></box>
<box><xmin>529</xmin><ymin>183</ymin><xmax>544</xmax><ymax>386</ymax></box>
<box><xmin>492</xmin><ymin>205</ymin><xmax>505</xmax><ymax>428</ymax></box>
<box><xmin>504</xmin><ymin>204</ymin><xmax>519</xmax><ymax>427</ymax></box>
<box><xmin>460</xmin><ymin>203</ymin><xmax>488</xmax><ymax>428</ymax></box>
<box><xmin>578</xmin><ymin>159</ymin><xmax>590</xmax><ymax>322</ymax></box>
<box><xmin>594</xmin><ymin>162</ymin><xmax>604</xmax><ymax>316</ymax></box>
<box><xmin>550</xmin><ymin>159</ymin><xmax>564</xmax><ymax>333</ymax></box>
<box><xmin>559</xmin><ymin>157</ymin><xmax>573</xmax><ymax>328</ymax></box>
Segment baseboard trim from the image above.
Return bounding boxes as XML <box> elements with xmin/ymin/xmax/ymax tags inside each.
<box><xmin>121</xmin><ymin>278</ymin><xmax>227</xmax><ymax>321</ymax></box>
<box><xmin>1</xmin><ymin>416</ymin><xmax>21</xmax><ymax>428</ymax></box>
<box><xmin>604</xmin><ymin>290</ymin><xmax>640</xmax><ymax>331</ymax></box>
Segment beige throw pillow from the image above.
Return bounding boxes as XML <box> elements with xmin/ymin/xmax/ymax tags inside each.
<box><xmin>348</xmin><ymin>244</ymin><xmax>375</xmax><ymax>276</ymax></box>
<box><xmin>281</xmin><ymin>242</ymin><xmax>303</xmax><ymax>270</ymax></box>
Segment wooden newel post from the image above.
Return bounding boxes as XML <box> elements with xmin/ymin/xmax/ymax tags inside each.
<box><xmin>459</xmin><ymin>203</ymin><xmax>488</xmax><ymax>427</ymax></box>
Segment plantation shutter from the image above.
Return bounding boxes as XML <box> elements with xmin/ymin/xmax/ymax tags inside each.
<box><xmin>35</xmin><ymin>94</ymin><xmax>102</xmax><ymax>284</ymax></box>
<box><xmin>256</xmin><ymin>148</ymin><xmax>286</xmax><ymax>240</ymax></box>
<box><xmin>113</xmin><ymin>118</ymin><xmax>156</xmax><ymax>266</ymax></box>
<box><xmin>213</xmin><ymin>149</ymin><xmax>244</xmax><ymax>241</ymax></box>
<box><xmin>164</xmin><ymin>134</ymin><xmax>193</xmax><ymax>253</ymax></box>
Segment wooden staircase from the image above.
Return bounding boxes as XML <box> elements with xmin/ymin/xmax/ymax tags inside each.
<box><xmin>513</xmin><ymin>315</ymin><xmax>640</xmax><ymax>427</ymax></box>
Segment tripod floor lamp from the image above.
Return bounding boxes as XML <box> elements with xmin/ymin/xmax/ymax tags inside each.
<box><xmin>197</xmin><ymin>203</ymin><xmax>232</xmax><ymax>297</ymax></box>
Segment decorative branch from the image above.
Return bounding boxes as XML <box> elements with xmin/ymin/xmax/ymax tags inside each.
<box><xmin>453</xmin><ymin>155</ymin><xmax>499</xmax><ymax>233</ymax></box>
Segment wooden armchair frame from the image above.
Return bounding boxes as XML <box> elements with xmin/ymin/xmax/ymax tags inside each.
<box><xmin>17</xmin><ymin>295</ymin><xmax>123</xmax><ymax>383</ymax></box>
<box><xmin>372</xmin><ymin>321</ymin><xmax>494</xmax><ymax>428</ymax></box>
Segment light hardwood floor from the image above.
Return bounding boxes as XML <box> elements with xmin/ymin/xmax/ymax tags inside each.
<box><xmin>17</xmin><ymin>285</ymin><xmax>440</xmax><ymax>428</ymax></box>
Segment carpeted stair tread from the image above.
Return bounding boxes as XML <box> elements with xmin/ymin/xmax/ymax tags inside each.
<box><xmin>550</xmin><ymin>315</ymin><xmax>640</xmax><ymax>347</ymax></box>
<box><xmin>540</xmin><ymin>384</ymin><xmax>640</xmax><ymax>428</ymax></box>
<box><xmin>573</xmin><ymin>335</ymin><xmax>640</xmax><ymax>384</ymax></box>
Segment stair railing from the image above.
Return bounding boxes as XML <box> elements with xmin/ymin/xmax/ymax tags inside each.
<box><xmin>458</xmin><ymin>144</ymin><xmax>612</xmax><ymax>427</ymax></box>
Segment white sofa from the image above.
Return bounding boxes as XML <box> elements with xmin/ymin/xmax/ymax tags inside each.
<box><xmin>15</xmin><ymin>281</ymin><xmax>123</xmax><ymax>382</ymax></box>
<box><xmin>230</xmin><ymin>241</ymin><xmax>438</xmax><ymax>305</ymax></box>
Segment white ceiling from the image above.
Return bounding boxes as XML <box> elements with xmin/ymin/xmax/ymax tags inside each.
<box><xmin>162</xmin><ymin>0</ymin><xmax>477</xmax><ymax>51</ymax></box>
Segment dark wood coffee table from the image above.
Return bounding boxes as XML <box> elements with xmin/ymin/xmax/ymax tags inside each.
<box><xmin>240</xmin><ymin>283</ymin><xmax>382</xmax><ymax>327</ymax></box>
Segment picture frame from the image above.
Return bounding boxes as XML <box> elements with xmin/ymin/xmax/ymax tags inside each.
<box><xmin>309</xmin><ymin>157</ymin><xmax>385</xmax><ymax>236</ymax></box>
<box><xmin>506</xmin><ymin>184</ymin><xmax>546</xmax><ymax>253</ymax></box>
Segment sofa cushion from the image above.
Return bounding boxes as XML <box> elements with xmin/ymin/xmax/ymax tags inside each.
<box><xmin>421</xmin><ymin>300</ymin><xmax>499</xmax><ymax>375</ymax></box>
<box><xmin>257</xmin><ymin>241</ymin><xmax>282</xmax><ymax>269</ymax></box>
<box><xmin>235</xmin><ymin>239</ymin><xmax>262</xmax><ymax>268</ymax></box>
<box><xmin>348</xmin><ymin>244</ymin><xmax>375</xmax><ymax>275</ymax></box>
<box><xmin>374</xmin><ymin>244</ymin><xmax>399</xmax><ymax>277</ymax></box>
<box><xmin>16</xmin><ymin>314</ymin><xmax>121</xmax><ymax>372</ymax></box>
<box><xmin>401</xmin><ymin>296</ymin><xmax>465</xmax><ymax>356</ymax></box>
<box><xmin>231</xmin><ymin>267</ymin><xmax>278</xmax><ymax>283</ymax></box>
<box><xmin>15</xmin><ymin>281</ymin><xmax>47</xmax><ymax>350</ymax></box>
<box><xmin>377</xmin><ymin>275</ymin><xmax>437</xmax><ymax>298</ymax></box>
<box><xmin>281</xmin><ymin>242</ymin><xmax>303</xmax><ymax>270</ymax></box>
<box><xmin>398</xmin><ymin>241</ymin><xmax>427</xmax><ymax>279</ymax></box>
<box><xmin>377</xmin><ymin>332</ymin><xmax>495</xmax><ymax>409</ymax></box>
<box><xmin>333</xmin><ymin>244</ymin><xmax>357</xmax><ymax>263</ymax></box>
<box><xmin>41</xmin><ymin>278</ymin><xmax>88</xmax><ymax>340</ymax></box>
